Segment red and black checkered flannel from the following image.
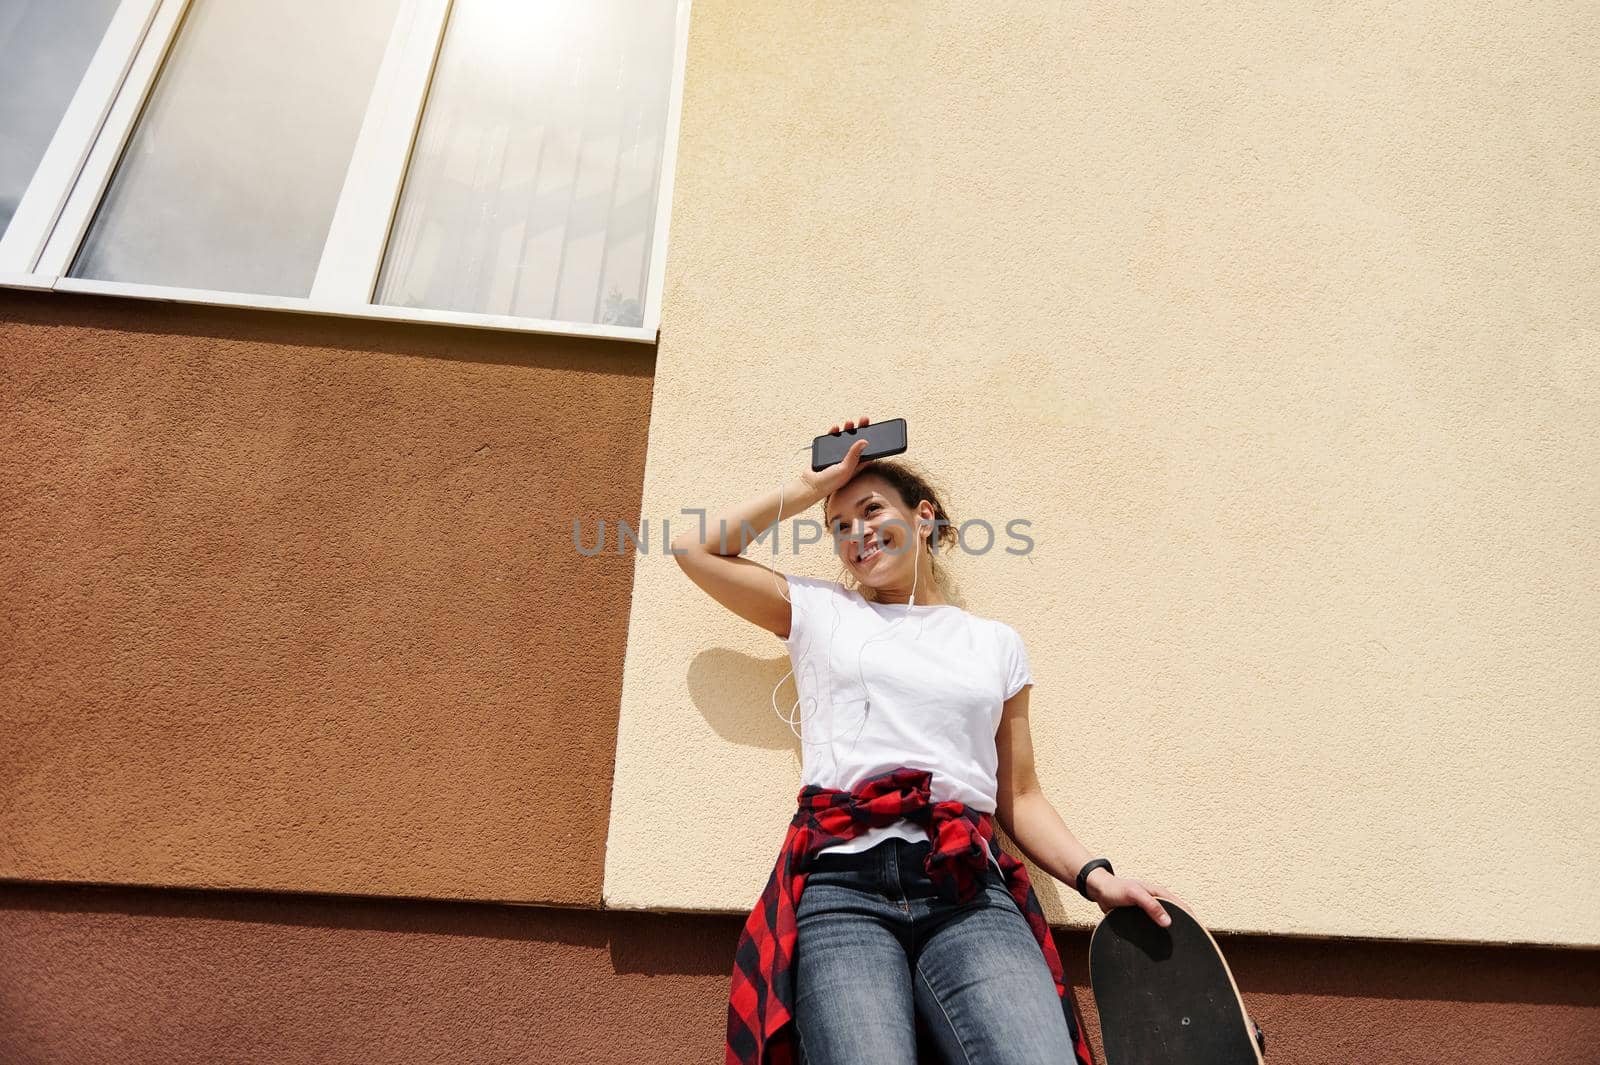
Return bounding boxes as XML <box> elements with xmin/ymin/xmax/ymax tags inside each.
<box><xmin>725</xmin><ymin>765</ymin><xmax>1097</xmax><ymax>1065</ymax></box>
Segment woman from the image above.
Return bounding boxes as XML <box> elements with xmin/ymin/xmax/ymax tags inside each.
<box><xmin>675</xmin><ymin>416</ymin><xmax>1186</xmax><ymax>1065</ymax></box>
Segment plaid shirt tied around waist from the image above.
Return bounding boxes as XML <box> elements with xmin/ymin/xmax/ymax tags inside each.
<box><xmin>725</xmin><ymin>766</ymin><xmax>1096</xmax><ymax>1065</ymax></box>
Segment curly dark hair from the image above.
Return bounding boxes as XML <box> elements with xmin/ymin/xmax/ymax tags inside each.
<box><xmin>821</xmin><ymin>459</ymin><xmax>958</xmax><ymax>603</ymax></box>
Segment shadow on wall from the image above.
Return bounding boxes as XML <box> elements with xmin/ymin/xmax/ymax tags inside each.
<box><xmin>3</xmin><ymin>880</ymin><xmax>1597</xmax><ymax>1064</ymax></box>
<box><xmin>0</xmin><ymin>288</ymin><xmax>656</xmax><ymax>374</ymax></box>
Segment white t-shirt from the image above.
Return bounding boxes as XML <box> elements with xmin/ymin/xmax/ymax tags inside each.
<box><xmin>779</xmin><ymin>572</ymin><xmax>1034</xmax><ymax>870</ymax></box>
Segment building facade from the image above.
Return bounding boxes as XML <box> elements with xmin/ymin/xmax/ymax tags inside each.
<box><xmin>3</xmin><ymin>2</ymin><xmax>1598</xmax><ymax>1062</ymax></box>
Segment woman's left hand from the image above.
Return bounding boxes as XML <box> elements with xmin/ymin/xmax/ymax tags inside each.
<box><xmin>1085</xmin><ymin>871</ymin><xmax>1191</xmax><ymax>927</ymax></box>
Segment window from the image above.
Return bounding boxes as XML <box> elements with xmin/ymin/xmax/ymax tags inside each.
<box><xmin>71</xmin><ymin>0</ymin><xmax>402</xmax><ymax>296</ymax></box>
<box><xmin>375</xmin><ymin>0</ymin><xmax>679</xmax><ymax>327</ymax></box>
<box><xmin>0</xmin><ymin>0</ymin><xmax>143</xmax><ymax>283</ymax></box>
<box><xmin>2</xmin><ymin>0</ymin><xmax>691</xmax><ymax>343</ymax></box>
<box><xmin>0</xmin><ymin>0</ymin><xmax>121</xmax><ymax>239</ymax></box>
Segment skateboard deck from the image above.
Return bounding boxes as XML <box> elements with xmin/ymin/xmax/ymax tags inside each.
<box><xmin>1088</xmin><ymin>897</ymin><xmax>1266</xmax><ymax>1064</ymax></box>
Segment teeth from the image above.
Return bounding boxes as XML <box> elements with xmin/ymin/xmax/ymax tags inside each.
<box><xmin>858</xmin><ymin>542</ymin><xmax>881</xmax><ymax>563</ymax></box>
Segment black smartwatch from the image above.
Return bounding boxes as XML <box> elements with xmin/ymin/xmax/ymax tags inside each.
<box><xmin>1075</xmin><ymin>857</ymin><xmax>1114</xmax><ymax>899</ymax></box>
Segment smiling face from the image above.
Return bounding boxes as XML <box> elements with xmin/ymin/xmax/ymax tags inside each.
<box><xmin>824</xmin><ymin>472</ymin><xmax>934</xmax><ymax>593</ymax></box>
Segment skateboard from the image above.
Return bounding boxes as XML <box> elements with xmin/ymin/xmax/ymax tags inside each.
<box><xmin>1088</xmin><ymin>897</ymin><xmax>1266</xmax><ymax>1064</ymax></box>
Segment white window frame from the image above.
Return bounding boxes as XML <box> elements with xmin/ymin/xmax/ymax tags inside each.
<box><xmin>2</xmin><ymin>0</ymin><xmax>691</xmax><ymax>345</ymax></box>
<box><xmin>0</xmin><ymin>0</ymin><xmax>163</xmax><ymax>289</ymax></box>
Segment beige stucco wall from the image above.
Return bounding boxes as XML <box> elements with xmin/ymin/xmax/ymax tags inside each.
<box><xmin>604</xmin><ymin>1</ymin><xmax>1599</xmax><ymax>945</ymax></box>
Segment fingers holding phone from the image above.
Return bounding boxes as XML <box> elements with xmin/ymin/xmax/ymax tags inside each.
<box><xmin>809</xmin><ymin>417</ymin><xmax>906</xmax><ymax>478</ymax></box>
<box><xmin>803</xmin><ymin>415</ymin><xmax>876</xmax><ymax>494</ymax></box>
<box><xmin>826</xmin><ymin>416</ymin><xmax>871</xmax><ymax>435</ymax></box>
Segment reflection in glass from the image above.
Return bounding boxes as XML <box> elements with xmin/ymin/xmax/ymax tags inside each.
<box><xmin>71</xmin><ymin>0</ymin><xmax>400</xmax><ymax>296</ymax></box>
<box><xmin>376</xmin><ymin>0</ymin><xmax>678</xmax><ymax>326</ymax></box>
<box><xmin>0</xmin><ymin>0</ymin><xmax>121</xmax><ymax>237</ymax></box>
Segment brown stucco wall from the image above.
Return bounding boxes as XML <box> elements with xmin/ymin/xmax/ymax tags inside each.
<box><xmin>0</xmin><ymin>290</ymin><xmax>652</xmax><ymax>906</ymax></box>
<box><xmin>2</xmin><ymin>882</ymin><xmax>1595</xmax><ymax>1064</ymax></box>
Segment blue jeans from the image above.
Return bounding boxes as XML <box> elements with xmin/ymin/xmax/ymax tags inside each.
<box><xmin>793</xmin><ymin>836</ymin><xmax>1079</xmax><ymax>1065</ymax></box>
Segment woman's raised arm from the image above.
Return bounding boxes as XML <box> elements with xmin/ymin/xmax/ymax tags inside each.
<box><xmin>669</xmin><ymin>418</ymin><xmax>873</xmax><ymax>639</ymax></box>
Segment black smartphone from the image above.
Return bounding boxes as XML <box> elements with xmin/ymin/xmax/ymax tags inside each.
<box><xmin>811</xmin><ymin>418</ymin><xmax>907</xmax><ymax>472</ymax></box>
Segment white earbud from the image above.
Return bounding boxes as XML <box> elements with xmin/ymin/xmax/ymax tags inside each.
<box><xmin>770</xmin><ymin>448</ymin><xmax>932</xmax><ymax>749</ymax></box>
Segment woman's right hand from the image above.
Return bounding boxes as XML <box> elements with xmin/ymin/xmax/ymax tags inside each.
<box><xmin>800</xmin><ymin>416</ymin><xmax>875</xmax><ymax>496</ymax></box>
<box><xmin>1086</xmin><ymin>871</ymin><xmax>1192</xmax><ymax>927</ymax></box>
<box><xmin>671</xmin><ymin>414</ymin><xmax>875</xmax><ymax>641</ymax></box>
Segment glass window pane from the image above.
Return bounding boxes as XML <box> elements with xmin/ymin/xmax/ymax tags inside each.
<box><xmin>0</xmin><ymin>0</ymin><xmax>122</xmax><ymax>238</ymax></box>
<box><xmin>70</xmin><ymin>0</ymin><xmax>401</xmax><ymax>296</ymax></box>
<box><xmin>375</xmin><ymin>0</ymin><xmax>678</xmax><ymax>327</ymax></box>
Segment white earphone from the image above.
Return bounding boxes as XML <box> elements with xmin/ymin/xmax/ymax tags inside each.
<box><xmin>769</xmin><ymin>445</ymin><xmax>934</xmax><ymax>749</ymax></box>
<box><xmin>850</xmin><ymin>512</ymin><xmax>931</xmax><ymax>713</ymax></box>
